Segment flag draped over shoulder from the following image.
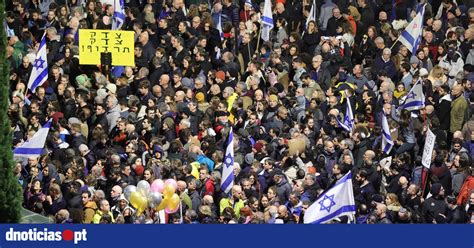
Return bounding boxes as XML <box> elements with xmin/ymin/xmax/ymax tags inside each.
<box><xmin>221</xmin><ymin>128</ymin><xmax>234</xmax><ymax>194</ymax></box>
<box><xmin>304</xmin><ymin>171</ymin><xmax>356</xmax><ymax>224</ymax></box>
<box><xmin>14</xmin><ymin>119</ymin><xmax>53</xmax><ymax>158</ymax></box>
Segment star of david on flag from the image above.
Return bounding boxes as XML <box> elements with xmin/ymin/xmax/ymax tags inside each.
<box><xmin>399</xmin><ymin>79</ymin><xmax>425</xmax><ymax>111</ymax></box>
<box><xmin>304</xmin><ymin>171</ymin><xmax>356</xmax><ymax>224</ymax></box>
<box><xmin>397</xmin><ymin>4</ymin><xmax>426</xmax><ymax>54</ymax></box>
<box><xmin>336</xmin><ymin>94</ymin><xmax>354</xmax><ymax>132</ymax></box>
<box><xmin>221</xmin><ymin>127</ymin><xmax>235</xmax><ymax>194</ymax></box>
<box><xmin>27</xmin><ymin>32</ymin><xmax>48</xmax><ymax>93</ymax></box>
<box><xmin>319</xmin><ymin>194</ymin><xmax>336</xmax><ymax>212</ymax></box>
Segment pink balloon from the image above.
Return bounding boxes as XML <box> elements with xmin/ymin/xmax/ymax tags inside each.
<box><xmin>150</xmin><ymin>179</ymin><xmax>165</xmax><ymax>193</ymax></box>
<box><xmin>165</xmin><ymin>179</ymin><xmax>177</xmax><ymax>189</ymax></box>
<box><xmin>165</xmin><ymin>205</ymin><xmax>179</xmax><ymax>214</ymax></box>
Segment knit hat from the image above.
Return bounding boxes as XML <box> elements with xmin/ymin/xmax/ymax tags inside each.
<box><xmin>254</xmin><ymin>141</ymin><xmax>264</xmax><ymax>153</ymax></box>
<box><xmin>215</xmin><ymin>71</ymin><xmax>226</xmax><ymax>81</ymax></box>
<box><xmin>419</xmin><ymin>68</ymin><xmax>429</xmax><ymax>77</ymax></box>
<box><xmin>409</xmin><ymin>56</ymin><xmax>419</xmax><ymax>64</ymax></box>
<box><xmin>430</xmin><ymin>183</ymin><xmax>442</xmax><ymax>196</ymax></box>
<box><xmin>195</xmin><ymin>92</ymin><xmax>205</xmax><ymax>103</ymax></box>
<box><xmin>105</xmin><ymin>83</ymin><xmax>117</xmax><ymax>94</ymax></box>
<box><xmin>76</xmin><ymin>74</ymin><xmax>92</xmax><ymax>89</ymax></box>
<box><xmin>118</xmin><ymin>194</ymin><xmax>129</xmax><ymax>204</ymax></box>
<box><xmin>78</xmin><ymin>144</ymin><xmax>89</xmax><ymax>154</ymax></box>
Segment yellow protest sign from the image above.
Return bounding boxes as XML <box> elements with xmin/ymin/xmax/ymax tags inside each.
<box><xmin>79</xmin><ymin>29</ymin><xmax>135</xmax><ymax>66</ymax></box>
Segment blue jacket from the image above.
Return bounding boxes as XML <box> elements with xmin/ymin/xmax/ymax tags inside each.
<box><xmin>197</xmin><ymin>154</ymin><xmax>215</xmax><ymax>172</ymax></box>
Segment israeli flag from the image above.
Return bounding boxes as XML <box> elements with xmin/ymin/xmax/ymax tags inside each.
<box><xmin>217</xmin><ymin>13</ymin><xmax>224</xmax><ymax>41</ymax></box>
<box><xmin>112</xmin><ymin>0</ymin><xmax>125</xmax><ymax>30</ymax></box>
<box><xmin>336</xmin><ymin>95</ymin><xmax>354</xmax><ymax>132</ymax></box>
<box><xmin>397</xmin><ymin>4</ymin><xmax>425</xmax><ymax>54</ymax></box>
<box><xmin>4</xmin><ymin>19</ymin><xmax>15</xmax><ymax>37</ymax></box>
<box><xmin>261</xmin><ymin>0</ymin><xmax>274</xmax><ymax>42</ymax></box>
<box><xmin>304</xmin><ymin>171</ymin><xmax>356</xmax><ymax>224</ymax></box>
<box><xmin>381</xmin><ymin>113</ymin><xmax>394</xmax><ymax>154</ymax></box>
<box><xmin>14</xmin><ymin>119</ymin><xmax>52</xmax><ymax>158</ymax></box>
<box><xmin>221</xmin><ymin>127</ymin><xmax>234</xmax><ymax>194</ymax></box>
<box><xmin>303</xmin><ymin>0</ymin><xmax>316</xmax><ymax>34</ymax></box>
<box><xmin>400</xmin><ymin>79</ymin><xmax>425</xmax><ymax>111</ymax></box>
<box><xmin>27</xmin><ymin>33</ymin><xmax>48</xmax><ymax>93</ymax></box>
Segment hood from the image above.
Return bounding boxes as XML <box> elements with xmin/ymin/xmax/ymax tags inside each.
<box><xmin>84</xmin><ymin>201</ymin><xmax>98</xmax><ymax>210</ymax></box>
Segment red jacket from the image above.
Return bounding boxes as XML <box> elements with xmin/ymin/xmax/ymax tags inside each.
<box><xmin>456</xmin><ymin>176</ymin><xmax>474</xmax><ymax>205</ymax></box>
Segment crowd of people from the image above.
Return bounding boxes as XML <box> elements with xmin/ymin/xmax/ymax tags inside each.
<box><xmin>5</xmin><ymin>0</ymin><xmax>474</xmax><ymax>224</ymax></box>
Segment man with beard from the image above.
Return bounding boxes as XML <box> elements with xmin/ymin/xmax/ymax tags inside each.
<box><xmin>422</xmin><ymin>183</ymin><xmax>449</xmax><ymax>223</ymax></box>
<box><xmin>355</xmin><ymin>169</ymin><xmax>376</xmax><ymax>206</ymax></box>
<box><xmin>272</xmin><ymin>170</ymin><xmax>292</xmax><ymax>204</ymax></box>
<box><xmin>300</xmin><ymin>174</ymin><xmax>321</xmax><ymax>202</ymax></box>
<box><xmin>359</xmin><ymin>150</ymin><xmax>382</xmax><ymax>193</ymax></box>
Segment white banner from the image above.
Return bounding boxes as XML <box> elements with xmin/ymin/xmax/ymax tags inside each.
<box><xmin>422</xmin><ymin>129</ymin><xmax>436</xmax><ymax>168</ymax></box>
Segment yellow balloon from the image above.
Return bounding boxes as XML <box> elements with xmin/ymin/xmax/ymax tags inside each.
<box><xmin>130</xmin><ymin>191</ymin><xmax>141</xmax><ymax>209</ymax></box>
<box><xmin>167</xmin><ymin>193</ymin><xmax>180</xmax><ymax>210</ymax></box>
<box><xmin>163</xmin><ymin>184</ymin><xmax>176</xmax><ymax>198</ymax></box>
<box><xmin>130</xmin><ymin>191</ymin><xmax>148</xmax><ymax>214</ymax></box>
<box><xmin>155</xmin><ymin>198</ymin><xmax>168</xmax><ymax>211</ymax></box>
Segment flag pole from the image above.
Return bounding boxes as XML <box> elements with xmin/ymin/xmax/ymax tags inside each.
<box><xmin>389</xmin><ymin>39</ymin><xmax>399</xmax><ymax>50</ymax></box>
<box><xmin>255</xmin><ymin>25</ymin><xmax>262</xmax><ymax>59</ymax></box>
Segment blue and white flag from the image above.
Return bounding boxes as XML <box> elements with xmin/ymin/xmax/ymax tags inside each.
<box><xmin>304</xmin><ymin>171</ymin><xmax>356</xmax><ymax>224</ymax></box>
<box><xmin>397</xmin><ymin>4</ymin><xmax>425</xmax><ymax>54</ymax></box>
<box><xmin>221</xmin><ymin>127</ymin><xmax>234</xmax><ymax>194</ymax></box>
<box><xmin>14</xmin><ymin>119</ymin><xmax>52</xmax><ymax>158</ymax></box>
<box><xmin>400</xmin><ymin>79</ymin><xmax>425</xmax><ymax>111</ymax></box>
<box><xmin>261</xmin><ymin>0</ymin><xmax>274</xmax><ymax>42</ymax></box>
<box><xmin>217</xmin><ymin>13</ymin><xmax>224</xmax><ymax>41</ymax></box>
<box><xmin>336</xmin><ymin>95</ymin><xmax>354</xmax><ymax>132</ymax></box>
<box><xmin>304</xmin><ymin>0</ymin><xmax>316</xmax><ymax>32</ymax></box>
<box><xmin>27</xmin><ymin>33</ymin><xmax>48</xmax><ymax>93</ymax></box>
<box><xmin>112</xmin><ymin>0</ymin><xmax>125</xmax><ymax>30</ymax></box>
<box><xmin>381</xmin><ymin>114</ymin><xmax>394</xmax><ymax>154</ymax></box>
<box><xmin>4</xmin><ymin>19</ymin><xmax>15</xmax><ymax>37</ymax></box>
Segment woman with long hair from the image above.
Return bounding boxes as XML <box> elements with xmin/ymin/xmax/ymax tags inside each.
<box><xmin>302</xmin><ymin>20</ymin><xmax>321</xmax><ymax>55</ymax></box>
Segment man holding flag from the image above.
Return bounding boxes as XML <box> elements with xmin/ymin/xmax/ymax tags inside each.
<box><xmin>219</xmin><ymin>128</ymin><xmax>245</xmax><ymax>218</ymax></box>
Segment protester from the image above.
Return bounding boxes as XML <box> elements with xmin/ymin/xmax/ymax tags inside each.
<box><xmin>7</xmin><ymin>0</ymin><xmax>474</xmax><ymax>224</ymax></box>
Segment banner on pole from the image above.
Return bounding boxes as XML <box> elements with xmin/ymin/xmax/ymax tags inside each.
<box><xmin>422</xmin><ymin>128</ymin><xmax>436</xmax><ymax>168</ymax></box>
<box><xmin>79</xmin><ymin>29</ymin><xmax>135</xmax><ymax>66</ymax></box>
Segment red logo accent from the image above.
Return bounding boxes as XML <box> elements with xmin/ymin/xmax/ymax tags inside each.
<box><xmin>62</xmin><ymin>230</ymin><xmax>74</xmax><ymax>241</ymax></box>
